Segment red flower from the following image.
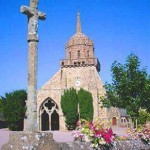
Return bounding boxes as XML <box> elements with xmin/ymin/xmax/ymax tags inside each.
<box><xmin>102</xmin><ymin>128</ymin><xmax>114</xmax><ymax>143</ymax></box>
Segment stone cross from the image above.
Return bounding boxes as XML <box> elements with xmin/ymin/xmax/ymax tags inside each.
<box><xmin>21</xmin><ymin>0</ymin><xmax>46</xmax><ymax>132</ymax></box>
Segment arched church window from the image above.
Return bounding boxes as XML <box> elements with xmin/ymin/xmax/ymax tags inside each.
<box><xmin>39</xmin><ymin>98</ymin><xmax>59</xmax><ymax>131</ymax></box>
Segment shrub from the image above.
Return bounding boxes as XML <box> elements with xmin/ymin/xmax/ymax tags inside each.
<box><xmin>61</xmin><ymin>88</ymin><xmax>94</xmax><ymax>130</ymax></box>
<box><xmin>72</xmin><ymin>119</ymin><xmax>114</xmax><ymax>149</ymax></box>
<box><xmin>137</xmin><ymin>109</ymin><xmax>150</xmax><ymax>125</ymax></box>
<box><xmin>1</xmin><ymin>90</ymin><xmax>27</xmax><ymax>131</ymax></box>
<box><xmin>61</xmin><ymin>88</ymin><xmax>78</xmax><ymax>130</ymax></box>
<box><xmin>78</xmin><ymin>88</ymin><xmax>93</xmax><ymax>121</ymax></box>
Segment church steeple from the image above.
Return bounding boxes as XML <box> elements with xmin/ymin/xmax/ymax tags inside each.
<box><xmin>76</xmin><ymin>12</ymin><xmax>82</xmax><ymax>33</ymax></box>
<box><xmin>61</xmin><ymin>12</ymin><xmax>100</xmax><ymax>72</ymax></box>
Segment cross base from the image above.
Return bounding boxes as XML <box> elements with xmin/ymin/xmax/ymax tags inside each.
<box><xmin>1</xmin><ymin>132</ymin><xmax>59</xmax><ymax>150</ymax></box>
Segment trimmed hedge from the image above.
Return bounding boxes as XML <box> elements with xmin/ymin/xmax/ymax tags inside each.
<box><xmin>78</xmin><ymin>88</ymin><xmax>93</xmax><ymax>121</ymax></box>
<box><xmin>61</xmin><ymin>88</ymin><xmax>93</xmax><ymax>129</ymax></box>
<box><xmin>61</xmin><ymin>88</ymin><xmax>78</xmax><ymax>130</ymax></box>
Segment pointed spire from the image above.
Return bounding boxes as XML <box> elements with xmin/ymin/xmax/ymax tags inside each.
<box><xmin>76</xmin><ymin>12</ymin><xmax>82</xmax><ymax>33</ymax></box>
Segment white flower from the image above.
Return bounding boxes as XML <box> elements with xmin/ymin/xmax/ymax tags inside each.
<box><xmin>84</xmin><ymin>135</ymin><xmax>90</xmax><ymax>142</ymax></box>
<box><xmin>99</xmin><ymin>137</ymin><xmax>106</xmax><ymax>145</ymax></box>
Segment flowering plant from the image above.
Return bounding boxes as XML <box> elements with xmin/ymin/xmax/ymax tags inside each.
<box><xmin>72</xmin><ymin>119</ymin><xmax>114</xmax><ymax>149</ymax></box>
<box><xmin>126</xmin><ymin>123</ymin><xmax>150</xmax><ymax>145</ymax></box>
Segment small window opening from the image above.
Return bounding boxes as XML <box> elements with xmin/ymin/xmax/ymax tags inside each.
<box><xmin>69</xmin><ymin>52</ymin><xmax>71</xmax><ymax>59</ymax></box>
<box><xmin>78</xmin><ymin>50</ymin><xmax>80</xmax><ymax>59</ymax></box>
<box><xmin>87</xmin><ymin>50</ymin><xmax>89</xmax><ymax>58</ymax></box>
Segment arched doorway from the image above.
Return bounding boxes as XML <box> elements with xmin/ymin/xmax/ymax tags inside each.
<box><xmin>112</xmin><ymin>117</ymin><xmax>117</xmax><ymax>125</ymax></box>
<box><xmin>39</xmin><ymin>98</ymin><xmax>59</xmax><ymax>131</ymax></box>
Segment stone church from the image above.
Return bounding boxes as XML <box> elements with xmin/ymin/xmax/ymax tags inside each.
<box><xmin>37</xmin><ymin>12</ymin><xmax>129</xmax><ymax>131</ymax></box>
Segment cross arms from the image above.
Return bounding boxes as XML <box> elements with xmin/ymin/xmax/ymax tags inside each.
<box><xmin>38</xmin><ymin>11</ymin><xmax>46</xmax><ymax>20</ymax></box>
<box><xmin>20</xmin><ymin>6</ymin><xmax>46</xmax><ymax>20</ymax></box>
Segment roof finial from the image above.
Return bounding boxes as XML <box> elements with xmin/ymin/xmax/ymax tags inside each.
<box><xmin>76</xmin><ymin>11</ymin><xmax>82</xmax><ymax>33</ymax></box>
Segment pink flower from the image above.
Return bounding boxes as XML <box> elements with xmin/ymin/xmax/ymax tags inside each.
<box><xmin>76</xmin><ymin>120</ymin><xmax>80</xmax><ymax>126</ymax></box>
<box><xmin>102</xmin><ymin>128</ymin><xmax>114</xmax><ymax>143</ymax></box>
<box><xmin>89</xmin><ymin>122</ymin><xmax>95</xmax><ymax>131</ymax></box>
<box><xmin>94</xmin><ymin>131</ymin><xmax>102</xmax><ymax>138</ymax></box>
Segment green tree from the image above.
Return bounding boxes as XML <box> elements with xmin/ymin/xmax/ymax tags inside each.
<box><xmin>0</xmin><ymin>98</ymin><xmax>3</xmax><ymax>113</ymax></box>
<box><xmin>78</xmin><ymin>88</ymin><xmax>93</xmax><ymax>121</ymax></box>
<box><xmin>61</xmin><ymin>88</ymin><xmax>78</xmax><ymax>130</ymax></box>
<box><xmin>1</xmin><ymin>90</ymin><xmax>27</xmax><ymax>131</ymax></box>
<box><xmin>102</xmin><ymin>54</ymin><xmax>150</xmax><ymax>118</ymax></box>
<box><xmin>141</xmin><ymin>76</ymin><xmax>150</xmax><ymax>113</ymax></box>
<box><xmin>137</xmin><ymin>109</ymin><xmax>150</xmax><ymax>125</ymax></box>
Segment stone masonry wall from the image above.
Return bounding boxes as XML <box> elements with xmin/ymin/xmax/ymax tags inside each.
<box><xmin>37</xmin><ymin>65</ymin><xmax>107</xmax><ymax>131</ymax></box>
<box><xmin>59</xmin><ymin>141</ymin><xmax>150</xmax><ymax>150</ymax></box>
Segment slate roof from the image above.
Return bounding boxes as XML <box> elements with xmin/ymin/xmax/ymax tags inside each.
<box><xmin>119</xmin><ymin>108</ymin><xmax>129</xmax><ymax>117</ymax></box>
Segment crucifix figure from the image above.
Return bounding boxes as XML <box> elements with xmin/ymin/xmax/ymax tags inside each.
<box><xmin>21</xmin><ymin>0</ymin><xmax>46</xmax><ymax>132</ymax></box>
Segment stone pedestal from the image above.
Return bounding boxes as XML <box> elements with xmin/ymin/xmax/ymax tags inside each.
<box><xmin>2</xmin><ymin>132</ymin><xmax>59</xmax><ymax>150</ymax></box>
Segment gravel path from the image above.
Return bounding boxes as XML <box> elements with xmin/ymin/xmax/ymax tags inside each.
<box><xmin>0</xmin><ymin>128</ymin><xmax>10</xmax><ymax>150</ymax></box>
<box><xmin>112</xmin><ymin>126</ymin><xmax>128</xmax><ymax>136</ymax></box>
<box><xmin>0</xmin><ymin>126</ymin><xmax>127</xmax><ymax>149</ymax></box>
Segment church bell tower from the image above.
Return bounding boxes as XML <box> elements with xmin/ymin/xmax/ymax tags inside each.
<box><xmin>60</xmin><ymin>12</ymin><xmax>100</xmax><ymax>72</ymax></box>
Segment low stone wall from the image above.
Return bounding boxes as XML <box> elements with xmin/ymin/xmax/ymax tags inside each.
<box><xmin>2</xmin><ymin>132</ymin><xmax>59</xmax><ymax>150</ymax></box>
<box><xmin>2</xmin><ymin>131</ymin><xmax>149</xmax><ymax>150</ymax></box>
<box><xmin>113</xmin><ymin>140</ymin><xmax>150</xmax><ymax>150</ymax></box>
<box><xmin>59</xmin><ymin>140</ymin><xmax>150</xmax><ymax>150</ymax></box>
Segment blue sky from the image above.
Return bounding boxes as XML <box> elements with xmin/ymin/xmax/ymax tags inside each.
<box><xmin>0</xmin><ymin>0</ymin><xmax>150</xmax><ymax>96</ymax></box>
